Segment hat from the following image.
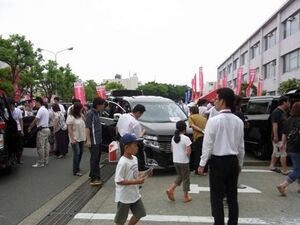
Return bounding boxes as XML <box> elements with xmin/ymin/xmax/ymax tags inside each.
<box><xmin>120</xmin><ymin>133</ymin><xmax>143</xmax><ymax>145</ymax></box>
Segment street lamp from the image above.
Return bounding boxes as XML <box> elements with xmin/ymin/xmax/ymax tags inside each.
<box><xmin>40</xmin><ymin>47</ymin><xmax>74</xmax><ymax>96</ymax></box>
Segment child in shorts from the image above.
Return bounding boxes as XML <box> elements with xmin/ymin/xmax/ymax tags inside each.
<box><xmin>114</xmin><ymin>133</ymin><xmax>147</xmax><ymax>225</ymax></box>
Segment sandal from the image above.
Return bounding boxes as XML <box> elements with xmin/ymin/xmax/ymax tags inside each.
<box><xmin>74</xmin><ymin>172</ymin><xmax>83</xmax><ymax>176</ymax></box>
<box><xmin>281</xmin><ymin>170</ymin><xmax>289</xmax><ymax>176</ymax></box>
<box><xmin>277</xmin><ymin>185</ymin><xmax>287</xmax><ymax>196</ymax></box>
<box><xmin>166</xmin><ymin>189</ymin><xmax>175</xmax><ymax>201</ymax></box>
<box><xmin>270</xmin><ymin>168</ymin><xmax>281</xmax><ymax>173</ymax></box>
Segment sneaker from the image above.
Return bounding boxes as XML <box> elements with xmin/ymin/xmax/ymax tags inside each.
<box><xmin>32</xmin><ymin>163</ymin><xmax>44</xmax><ymax>168</ymax></box>
<box><xmin>237</xmin><ymin>184</ymin><xmax>247</xmax><ymax>189</ymax></box>
<box><xmin>90</xmin><ymin>179</ymin><xmax>103</xmax><ymax>186</ymax></box>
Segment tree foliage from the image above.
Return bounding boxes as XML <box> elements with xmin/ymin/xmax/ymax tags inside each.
<box><xmin>137</xmin><ymin>82</ymin><xmax>188</xmax><ymax>100</ymax></box>
<box><xmin>85</xmin><ymin>79</ymin><xmax>98</xmax><ymax>102</ymax></box>
<box><xmin>102</xmin><ymin>81</ymin><xmax>124</xmax><ymax>90</ymax></box>
<box><xmin>279</xmin><ymin>78</ymin><xmax>300</xmax><ymax>94</ymax></box>
<box><xmin>240</xmin><ymin>83</ymin><xmax>257</xmax><ymax>97</ymax></box>
<box><xmin>0</xmin><ymin>67</ymin><xmax>13</xmax><ymax>96</ymax></box>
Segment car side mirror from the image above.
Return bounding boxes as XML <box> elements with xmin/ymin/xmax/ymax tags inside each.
<box><xmin>113</xmin><ymin>113</ymin><xmax>122</xmax><ymax>122</ymax></box>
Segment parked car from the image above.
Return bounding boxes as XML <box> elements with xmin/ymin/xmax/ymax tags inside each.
<box><xmin>101</xmin><ymin>96</ymin><xmax>192</xmax><ymax>169</ymax></box>
<box><xmin>244</xmin><ymin>96</ymin><xmax>280</xmax><ymax>159</ymax></box>
<box><xmin>0</xmin><ymin>94</ymin><xmax>17</xmax><ymax>174</ymax></box>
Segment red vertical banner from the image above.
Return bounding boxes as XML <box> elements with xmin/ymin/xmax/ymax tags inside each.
<box><xmin>223</xmin><ymin>71</ymin><xmax>227</xmax><ymax>88</ymax></box>
<box><xmin>191</xmin><ymin>74</ymin><xmax>197</xmax><ymax>100</ymax></box>
<box><xmin>13</xmin><ymin>67</ymin><xmax>21</xmax><ymax>102</ymax></box>
<box><xmin>96</xmin><ymin>86</ymin><xmax>107</xmax><ymax>99</ymax></box>
<box><xmin>246</xmin><ymin>69</ymin><xmax>256</xmax><ymax>97</ymax></box>
<box><xmin>236</xmin><ymin>67</ymin><xmax>243</xmax><ymax>95</ymax></box>
<box><xmin>74</xmin><ymin>81</ymin><xmax>86</xmax><ymax>105</ymax></box>
<box><xmin>199</xmin><ymin>67</ymin><xmax>204</xmax><ymax>96</ymax></box>
<box><xmin>257</xmin><ymin>77</ymin><xmax>263</xmax><ymax>96</ymax></box>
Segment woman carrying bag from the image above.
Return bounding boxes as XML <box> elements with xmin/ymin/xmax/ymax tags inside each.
<box><xmin>52</xmin><ymin>103</ymin><xmax>69</xmax><ymax>158</ymax></box>
<box><xmin>66</xmin><ymin>102</ymin><xmax>86</xmax><ymax>176</ymax></box>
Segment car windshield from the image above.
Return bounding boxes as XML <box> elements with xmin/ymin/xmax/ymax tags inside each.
<box><xmin>245</xmin><ymin>101</ymin><xmax>270</xmax><ymax>114</ymax></box>
<box><xmin>137</xmin><ymin>102</ymin><xmax>187</xmax><ymax>122</ymax></box>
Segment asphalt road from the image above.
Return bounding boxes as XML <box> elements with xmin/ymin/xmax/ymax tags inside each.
<box><xmin>0</xmin><ymin>147</ymin><xmax>91</xmax><ymax>225</ymax></box>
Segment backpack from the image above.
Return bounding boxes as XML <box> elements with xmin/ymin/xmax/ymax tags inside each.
<box><xmin>287</xmin><ymin>120</ymin><xmax>300</xmax><ymax>147</ymax></box>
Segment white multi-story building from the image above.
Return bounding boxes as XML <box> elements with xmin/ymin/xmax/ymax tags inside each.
<box><xmin>102</xmin><ymin>73</ymin><xmax>140</xmax><ymax>90</ymax></box>
<box><xmin>217</xmin><ymin>0</ymin><xmax>300</xmax><ymax>95</ymax></box>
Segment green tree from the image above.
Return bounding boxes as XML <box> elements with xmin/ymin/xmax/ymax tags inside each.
<box><xmin>0</xmin><ymin>67</ymin><xmax>13</xmax><ymax>96</ymax></box>
<box><xmin>85</xmin><ymin>79</ymin><xmax>98</xmax><ymax>102</ymax></box>
<box><xmin>278</xmin><ymin>78</ymin><xmax>300</xmax><ymax>94</ymax></box>
<box><xmin>102</xmin><ymin>81</ymin><xmax>124</xmax><ymax>90</ymax></box>
<box><xmin>0</xmin><ymin>34</ymin><xmax>36</xmax><ymax>99</ymax></box>
<box><xmin>56</xmin><ymin>64</ymin><xmax>78</xmax><ymax>101</ymax></box>
<box><xmin>240</xmin><ymin>83</ymin><xmax>257</xmax><ymax>97</ymax></box>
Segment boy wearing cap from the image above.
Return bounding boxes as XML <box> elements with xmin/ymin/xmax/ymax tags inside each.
<box><xmin>114</xmin><ymin>133</ymin><xmax>147</xmax><ymax>225</ymax></box>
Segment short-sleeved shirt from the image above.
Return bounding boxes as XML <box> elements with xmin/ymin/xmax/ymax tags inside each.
<box><xmin>66</xmin><ymin>115</ymin><xmax>86</xmax><ymax>142</ymax></box>
<box><xmin>85</xmin><ymin>109</ymin><xmax>102</xmax><ymax>145</ymax></box>
<box><xmin>283</xmin><ymin>117</ymin><xmax>300</xmax><ymax>153</ymax></box>
<box><xmin>11</xmin><ymin>108</ymin><xmax>23</xmax><ymax>131</ymax></box>
<box><xmin>115</xmin><ymin>155</ymin><xmax>141</xmax><ymax>204</ymax></box>
<box><xmin>171</xmin><ymin>134</ymin><xmax>192</xmax><ymax>164</ymax></box>
<box><xmin>36</xmin><ymin>106</ymin><xmax>49</xmax><ymax>128</ymax></box>
<box><xmin>271</xmin><ymin>108</ymin><xmax>287</xmax><ymax>141</ymax></box>
<box><xmin>117</xmin><ymin>113</ymin><xmax>143</xmax><ymax>137</ymax></box>
<box><xmin>188</xmin><ymin>114</ymin><xmax>207</xmax><ymax>141</ymax></box>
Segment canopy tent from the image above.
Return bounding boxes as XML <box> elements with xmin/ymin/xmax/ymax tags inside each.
<box><xmin>197</xmin><ymin>89</ymin><xmax>217</xmax><ymax>102</ymax></box>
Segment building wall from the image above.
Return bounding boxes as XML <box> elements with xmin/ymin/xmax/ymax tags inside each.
<box><xmin>217</xmin><ymin>0</ymin><xmax>300</xmax><ymax>95</ymax></box>
<box><xmin>103</xmin><ymin>74</ymin><xmax>140</xmax><ymax>90</ymax></box>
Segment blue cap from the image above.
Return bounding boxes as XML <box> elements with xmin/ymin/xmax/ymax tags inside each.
<box><xmin>120</xmin><ymin>133</ymin><xmax>143</xmax><ymax>145</ymax></box>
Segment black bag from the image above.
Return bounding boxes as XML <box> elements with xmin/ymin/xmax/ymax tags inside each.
<box><xmin>287</xmin><ymin>120</ymin><xmax>300</xmax><ymax>147</ymax></box>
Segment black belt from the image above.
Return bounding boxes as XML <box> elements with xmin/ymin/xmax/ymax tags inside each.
<box><xmin>38</xmin><ymin>127</ymin><xmax>49</xmax><ymax>130</ymax></box>
<box><xmin>211</xmin><ymin>154</ymin><xmax>237</xmax><ymax>158</ymax></box>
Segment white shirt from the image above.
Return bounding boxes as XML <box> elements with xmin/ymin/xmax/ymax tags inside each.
<box><xmin>36</xmin><ymin>106</ymin><xmax>49</xmax><ymax>128</ymax></box>
<box><xmin>11</xmin><ymin>108</ymin><xmax>23</xmax><ymax>131</ymax></box>
<box><xmin>200</xmin><ymin>110</ymin><xmax>245</xmax><ymax>168</ymax></box>
<box><xmin>198</xmin><ymin>106</ymin><xmax>207</xmax><ymax>116</ymax></box>
<box><xmin>178</xmin><ymin>103</ymin><xmax>189</xmax><ymax>115</ymax></box>
<box><xmin>116</xmin><ymin>113</ymin><xmax>143</xmax><ymax>137</ymax></box>
<box><xmin>171</xmin><ymin>134</ymin><xmax>192</xmax><ymax>164</ymax></box>
<box><xmin>208</xmin><ymin>106</ymin><xmax>219</xmax><ymax>119</ymax></box>
<box><xmin>115</xmin><ymin>155</ymin><xmax>141</xmax><ymax>203</ymax></box>
<box><xmin>66</xmin><ymin>115</ymin><xmax>86</xmax><ymax>142</ymax></box>
<box><xmin>59</xmin><ymin>104</ymin><xmax>66</xmax><ymax>115</ymax></box>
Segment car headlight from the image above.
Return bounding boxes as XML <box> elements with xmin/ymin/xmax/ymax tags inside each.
<box><xmin>143</xmin><ymin>140</ymin><xmax>160</xmax><ymax>149</ymax></box>
<box><xmin>0</xmin><ymin>134</ymin><xmax>4</xmax><ymax>149</ymax></box>
<box><xmin>143</xmin><ymin>135</ymin><xmax>158</xmax><ymax>141</ymax></box>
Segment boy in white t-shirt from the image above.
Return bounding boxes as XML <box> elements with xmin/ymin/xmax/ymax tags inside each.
<box><xmin>166</xmin><ymin>120</ymin><xmax>192</xmax><ymax>203</ymax></box>
<box><xmin>114</xmin><ymin>133</ymin><xmax>148</xmax><ymax>225</ymax></box>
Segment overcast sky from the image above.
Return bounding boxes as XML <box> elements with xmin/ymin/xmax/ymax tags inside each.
<box><xmin>0</xmin><ymin>0</ymin><xmax>287</xmax><ymax>86</ymax></box>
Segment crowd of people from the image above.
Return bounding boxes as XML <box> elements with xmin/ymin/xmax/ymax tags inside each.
<box><xmin>8</xmin><ymin>96</ymin><xmax>106</xmax><ymax>186</ymax></box>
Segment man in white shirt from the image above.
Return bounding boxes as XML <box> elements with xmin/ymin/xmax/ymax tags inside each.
<box><xmin>116</xmin><ymin>104</ymin><xmax>146</xmax><ymax>170</ymax></box>
<box><xmin>54</xmin><ymin>97</ymin><xmax>66</xmax><ymax>115</ymax></box>
<box><xmin>178</xmin><ymin>97</ymin><xmax>189</xmax><ymax>115</ymax></box>
<box><xmin>198</xmin><ymin>88</ymin><xmax>245</xmax><ymax>225</ymax></box>
<box><xmin>28</xmin><ymin>97</ymin><xmax>50</xmax><ymax>168</ymax></box>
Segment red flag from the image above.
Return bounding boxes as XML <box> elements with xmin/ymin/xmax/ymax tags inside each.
<box><xmin>236</xmin><ymin>67</ymin><xmax>243</xmax><ymax>95</ymax></box>
<box><xmin>246</xmin><ymin>69</ymin><xmax>256</xmax><ymax>97</ymax></box>
<box><xmin>199</xmin><ymin>67</ymin><xmax>204</xmax><ymax>96</ymax></box>
<box><xmin>13</xmin><ymin>67</ymin><xmax>21</xmax><ymax>102</ymax></box>
<box><xmin>257</xmin><ymin>77</ymin><xmax>263</xmax><ymax>96</ymax></box>
<box><xmin>223</xmin><ymin>71</ymin><xmax>227</xmax><ymax>88</ymax></box>
<box><xmin>74</xmin><ymin>81</ymin><xmax>86</xmax><ymax>105</ymax></box>
<box><xmin>96</xmin><ymin>86</ymin><xmax>107</xmax><ymax>99</ymax></box>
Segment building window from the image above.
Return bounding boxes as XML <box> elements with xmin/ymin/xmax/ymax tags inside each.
<box><xmin>233</xmin><ymin>78</ymin><xmax>237</xmax><ymax>88</ymax></box>
<box><xmin>283</xmin><ymin>49</ymin><xmax>300</xmax><ymax>73</ymax></box>
<box><xmin>233</xmin><ymin>58</ymin><xmax>239</xmax><ymax>71</ymax></box>
<box><xmin>264</xmin><ymin>29</ymin><xmax>276</xmax><ymax>51</ymax></box>
<box><xmin>284</xmin><ymin>12</ymin><xmax>300</xmax><ymax>39</ymax></box>
<box><xmin>242</xmin><ymin>73</ymin><xmax>248</xmax><ymax>83</ymax></box>
<box><xmin>240</xmin><ymin>51</ymin><xmax>248</xmax><ymax>65</ymax></box>
<box><xmin>255</xmin><ymin>67</ymin><xmax>260</xmax><ymax>81</ymax></box>
<box><xmin>228</xmin><ymin>64</ymin><xmax>232</xmax><ymax>74</ymax></box>
<box><xmin>263</xmin><ymin>60</ymin><xmax>276</xmax><ymax>79</ymax></box>
<box><xmin>250</xmin><ymin>42</ymin><xmax>260</xmax><ymax>59</ymax></box>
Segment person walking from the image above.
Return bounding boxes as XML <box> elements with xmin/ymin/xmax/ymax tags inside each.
<box><xmin>188</xmin><ymin>106</ymin><xmax>207</xmax><ymax>175</ymax></box>
<box><xmin>8</xmin><ymin>99</ymin><xmax>24</xmax><ymax>164</ymax></box>
<box><xmin>114</xmin><ymin>133</ymin><xmax>147</xmax><ymax>225</ymax></box>
<box><xmin>85</xmin><ymin>97</ymin><xmax>105</xmax><ymax>185</ymax></box>
<box><xmin>276</xmin><ymin>102</ymin><xmax>300</xmax><ymax>196</ymax></box>
<box><xmin>166</xmin><ymin>120</ymin><xmax>192</xmax><ymax>203</ymax></box>
<box><xmin>52</xmin><ymin>103</ymin><xmax>69</xmax><ymax>158</ymax></box>
<box><xmin>67</xmin><ymin>102</ymin><xmax>86</xmax><ymax>176</ymax></box>
<box><xmin>28</xmin><ymin>97</ymin><xmax>50</xmax><ymax>168</ymax></box>
<box><xmin>269</xmin><ymin>96</ymin><xmax>290</xmax><ymax>175</ymax></box>
<box><xmin>198</xmin><ymin>88</ymin><xmax>245</xmax><ymax>225</ymax></box>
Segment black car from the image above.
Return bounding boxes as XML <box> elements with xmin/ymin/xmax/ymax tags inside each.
<box><xmin>101</xmin><ymin>96</ymin><xmax>192</xmax><ymax>169</ymax></box>
<box><xmin>0</xmin><ymin>94</ymin><xmax>17</xmax><ymax>174</ymax></box>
